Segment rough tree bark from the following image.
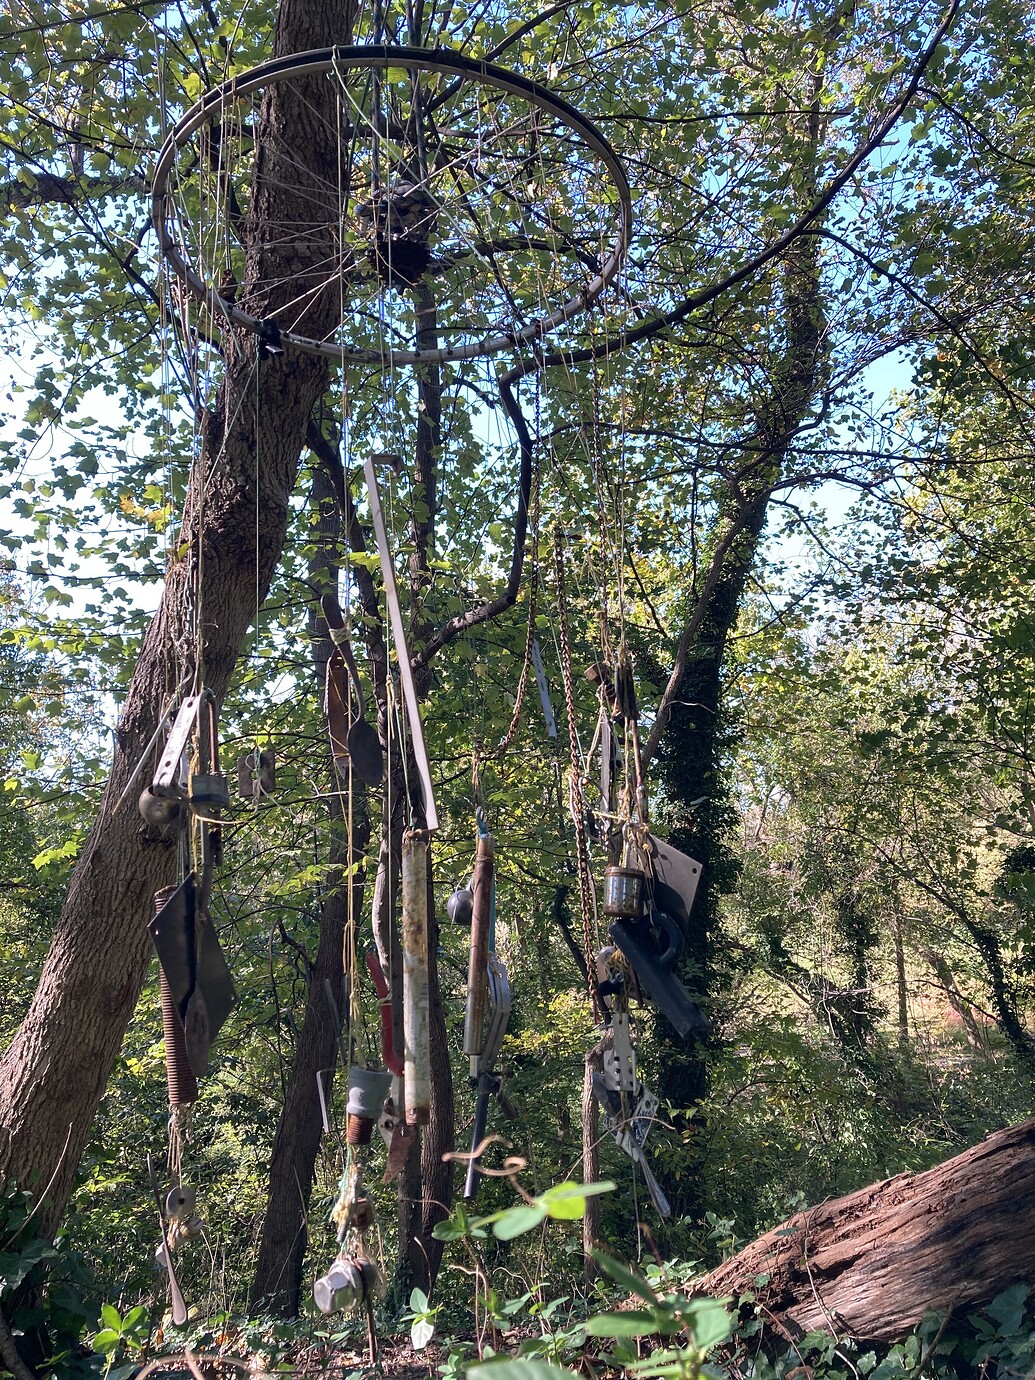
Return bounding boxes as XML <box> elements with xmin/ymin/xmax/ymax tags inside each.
<box><xmin>0</xmin><ymin>0</ymin><xmax>355</xmax><ymax>1233</ymax></box>
<box><xmin>696</xmin><ymin>1114</ymin><xmax>1035</xmax><ymax>1343</ymax></box>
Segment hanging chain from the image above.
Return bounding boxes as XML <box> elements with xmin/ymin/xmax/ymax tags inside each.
<box><xmin>554</xmin><ymin>529</ymin><xmax>601</xmax><ymax>1021</ymax></box>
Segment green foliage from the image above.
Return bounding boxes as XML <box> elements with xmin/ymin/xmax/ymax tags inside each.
<box><xmin>725</xmin><ymin>1285</ymin><xmax>1035</xmax><ymax>1380</ymax></box>
<box><xmin>91</xmin><ymin>1302</ymin><xmax>150</xmax><ymax>1380</ymax></box>
<box><xmin>0</xmin><ymin>1182</ymin><xmax>102</xmax><ymax>1379</ymax></box>
<box><xmin>405</xmin><ymin>1287</ymin><xmax>438</xmax><ymax>1351</ymax></box>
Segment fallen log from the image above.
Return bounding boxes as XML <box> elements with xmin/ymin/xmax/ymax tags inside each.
<box><xmin>695</xmin><ymin>1114</ymin><xmax>1035</xmax><ymax>1343</ymax></box>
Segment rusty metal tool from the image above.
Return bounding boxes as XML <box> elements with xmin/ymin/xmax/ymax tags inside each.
<box><xmin>462</xmin><ymin>956</ymin><xmax>512</xmax><ymax>1200</ymax></box>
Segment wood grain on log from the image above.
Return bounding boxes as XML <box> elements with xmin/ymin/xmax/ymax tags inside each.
<box><xmin>696</xmin><ymin>1115</ymin><xmax>1035</xmax><ymax>1343</ymax></box>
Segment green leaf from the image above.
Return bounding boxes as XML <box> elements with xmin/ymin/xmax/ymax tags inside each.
<box><xmin>678</xmin><ymin>1297</ymin><xmax>732</xmax><ymax>1350</ymax></box>
<box><xmin>540</xmin><ymin>1181</ymin><xmax>615</xmax><ymax>1224</ymax></box>
<box><xmin>411</xmin><ymin>1317</ymin><xmax>435</xmax><ymax>1350</ymax></box>
<box><xmin>584</xmin><ymin>1310</ymin><xmax>659</xmax><ymax>1337</ymax></box>
<box><xmin>540</xmin><ymin>1183</ymin><xmax>585</xmax><ymax>1221</ymax></box>
<box><xmin>92</xmin><ymin>1329</ymin><xmax>121</xmax><ymax>1354</ymax></box>
<box><xmin>100</xmin><ymin>1303</ymin><xmax>121</xmax><ymax>1330</ymax></box>
<box><xmin>589</xmin><ymin>1250</ymin><xmax>658</xmax><ymax>1305</ymax></box>
<box><xmin>432</xmin><ymin>1215</ymin><xmax>468</xmax><ymax>1241</ymax></box>
<box><xmin>491</xmin><ymin>1204</ymin><xmax>547</xmax><ymax>1240</ymax></box>
<box><xmin>466</xmin><ymin>1360</ymin><xmax>577</xmax><ymax>1380</ymax></box>
<box><xmin>984</xmin><ymin>1283</ymin><xmax>1028</xmax><ymax>1335</ymax></box>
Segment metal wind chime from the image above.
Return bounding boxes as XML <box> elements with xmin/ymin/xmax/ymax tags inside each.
<box><xmin>141</xmin><ymin>26</ymin><xmax>709</xmax><ymax>1337</ymax></box>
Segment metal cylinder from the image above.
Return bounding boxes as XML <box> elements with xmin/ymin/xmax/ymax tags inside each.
<box><xmin>313</xmin><ymin>1256</ymin><xmax>361</xmax><ymax>1314</ymax></box>
<box><xmin>603</xmin><ymin>865</ymin><xmax>646</xmax><ymax>919</ymax></box>
<box><xmin>155</xmin><ymin>888</ymin><xmax>198</xmax><ymax>1106</ymax></box>
<box><xmin>402</xmin><ymin>829</ymin><xmax>431</xmax><ymax>1126</ymax></box>
<box><xmin>347</xmin><ymin>1113</ymin><xmax>374</xmax><ymax>1146</ymax></box>
<box><xmin>463</xmin><ymin>833</ymin><xmax>494</xmax><ymax>1077</ymax></box>
<box><xmin>346</xmin><ymin>1066</ymin><xmax>392</xmax><ymax>1120</ymax></box>
<box><xmin>190</xmin><ymin>772</ymin><xmax>230</xmax><ymax>809</ymax></box>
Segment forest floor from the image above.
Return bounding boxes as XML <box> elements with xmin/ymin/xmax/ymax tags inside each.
<box><xmin>141</xmin><ymin>1337</ymin><xmax>487</xmax><ymax>1380</ymax></box>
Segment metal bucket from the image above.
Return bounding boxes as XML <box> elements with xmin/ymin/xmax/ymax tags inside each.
<box><xmin>603</xmin><ymin>866</ymin><xmax>645</xmax><ymax>918</ymax></box>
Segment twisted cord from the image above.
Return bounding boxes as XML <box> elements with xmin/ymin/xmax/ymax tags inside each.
<box><xmin>554</xmin><ymin>530</ymin><xmax>600</xmax><ymax>1021</ymax></box>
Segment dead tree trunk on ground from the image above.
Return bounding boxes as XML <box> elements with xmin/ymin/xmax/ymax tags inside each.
<box><xmin>696</xmin><ymin>1114</ymin><xmax>1035</xmax><ymax>1343</ymax></box>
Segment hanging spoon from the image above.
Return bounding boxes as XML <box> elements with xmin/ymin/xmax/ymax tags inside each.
<box><xmin>147</xmin><ymin>1154</ymin><xmax>188</xmax><ymax>1326</ymax></box>
<box><xmin>321</xmin><ymin>595</ymin><xmax>384</xmax><ymax>788</ymax></box>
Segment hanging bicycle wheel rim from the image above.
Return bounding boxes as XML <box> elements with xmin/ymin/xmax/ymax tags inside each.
<box><xmin>152</xmin><ymin>45</ymin><xmax>633</xmax><ymax>367</ymax></box>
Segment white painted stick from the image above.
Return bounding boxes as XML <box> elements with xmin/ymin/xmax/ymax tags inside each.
<box><xmin>363</xmin><ymin>454</ymin><xmax>439</xmax><ymax>832</ymax></box>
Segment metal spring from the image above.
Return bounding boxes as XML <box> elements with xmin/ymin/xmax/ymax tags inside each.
<box><xmin>155</xmin><ymin>887</ymin><xmax>198</xmax><ymax>1106</ymax></box>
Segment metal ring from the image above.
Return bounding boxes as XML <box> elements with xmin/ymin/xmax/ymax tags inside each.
<box><xmin>151</xmin><ymin>45</ymin><xmax>632</xmax><ymax>366</ymax></box>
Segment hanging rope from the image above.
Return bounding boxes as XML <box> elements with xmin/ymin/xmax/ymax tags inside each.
<box><xmin>553</xmin><ymin>529</ymin><xmax>601</xmax><ymax>1022</ymax></box>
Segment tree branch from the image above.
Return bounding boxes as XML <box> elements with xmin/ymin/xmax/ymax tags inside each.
<box><xmin>415</xmin><ymin>367</ymin><xmax>534</xmax><ymax>668</ymax></box>
<box><xmin>511</xmin><ymin>0</ymin><xmax>961</xmax><ymax>378</ymax></box>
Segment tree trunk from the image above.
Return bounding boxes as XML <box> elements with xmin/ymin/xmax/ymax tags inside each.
<box><xmin>249</xmin><ymin>469</ymin><xmax>370</xmax><ymax>1315</ymax></box>
<box><xmin>650</xmin><ymin>74</ymin><xmax>830</xmax><ymax>1223</ymax></box>
<box><xmin>248</xmin><ymin>803</ymin><xmax>367</xmax><ymax>1314</ymax></box>
<box><xmin>696</xmin><ymin>1115</ymin><xmax>1035</xmax><ymax>1343</ymax></box>
<box><xmin>0</xmin><ymin>0</ymin><xmax>355</xmax><ymax>1233</ymax></box>
<box><xmin>582</xmin><ymin>1041</ymin><xmax>603</xmax><ymax>1281</ymax></box>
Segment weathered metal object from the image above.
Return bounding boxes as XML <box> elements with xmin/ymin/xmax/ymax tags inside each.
<box><xmin>156</xmin><ymin>892</ymin><xmax>198</xmax><ymax>1107</ymax></box>
<box><xmin>139</xmin><ymin>785</ymin><xmax>182</xmax><ymax>828</ymax></box>
<box><xmin>463</xmin><ymin>956</ymin><xmax>512</xmax><ymax>1201</ymax></box>
<box><xmin>446</xmin><ymin>883</ymin><xmax>473</xmax><ymax>927</ymax></box>
<box><xmin>345</xmin><ymin>1066</ymin><xmax>392</xmax><ymax>1142</ymax></box>
<box><xmin>313</xmin><ymin>1256</ymin><xmax>363</xmax><ymax>1314</ymax></box>
<box><xmin>147</xmin><ymin>1154</ymin><xmax>188</xmax><ymax>1327</ymax></box>
<box><xmin>152</xmin><ymin>48</ymin><xmax>632</xmax><ymax>369</ymax></box>
<box><xmin>364</xmin><ymin>951</ymin><xmax>403</xmax><ymax>1077</ymax></box>
<box><xmin>237</xmin><ymin>749</ymin><xmax>275</xmax><ymax>797</ymax></box>
<box><xmin>322</xmin><ymin>594</ymin><xmax>384</xmax><ymax>787</ymax></box>
<box><xmin>603</xmin><ymin>865</ymin><xmax>645</xmax><ymax>919</ymax></box>
<box><xmin>149</xmin><ymin>873</ymin><xmax>236</xmax><ymax>1077</ymax></box>
<box><xmin>153</xmin><ymin>694</ymin><xmax>204</xmax><ymax>798</ymax></box>
<box><xmin>608</xmin><ymin>911</ymin><xmax>710</xmax><ymax>1042</ymax></box>
<box><xmin>463</xmin><ymin>831</ymin><xmax>494</xmax><ymax>1078</ymax></box>
<box><xmin>401</xmin><ymin>829</ymin><xmax>431</xmax><ymax>1124</ymax></box>
<box><xmin>190</xmin><ymin>772</ymin><xmax>229</xmax><ymax>810</ymax></box>
<box><xmin>649</xmin><ymin>833</ymin><xmax>702</xmax><ymax>925</ymax></box>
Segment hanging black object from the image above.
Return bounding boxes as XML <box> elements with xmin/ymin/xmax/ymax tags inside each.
<box><xmin>321</xmin><ymin>593</ymin><xmax>384</xmax><ymax>788</ymax></box>
<box><xmin>150</xmin><ymin>874</ymin><xmax>236</xmax><ymax>1076</ymax></box>
<box><xmin>608</xmin><ymin>911</ymin><xmax>710</xmax><ymax>1043</ymax></box>
<box><xmin>446</xmin><ymin>883</ymin><xmax>474</xmax><ymax>927</ymax></box>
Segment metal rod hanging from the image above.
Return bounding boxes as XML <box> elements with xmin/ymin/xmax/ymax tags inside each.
<box><xmin>401</xmin><ymin>827</ymin><xmax>431</xmax><ymax>1125</ymax></box>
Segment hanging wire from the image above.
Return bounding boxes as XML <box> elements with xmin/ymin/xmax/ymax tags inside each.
<box><xmin>553</xmin><ymin>528</ymin><xmax>601</xmax><ymax>1022</ymax></box>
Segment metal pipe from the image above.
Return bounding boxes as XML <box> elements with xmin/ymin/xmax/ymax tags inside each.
<box><xmin>401</xmin><ymin>828</ymin><xmax>431</xmax><ymax>1125</ymax></box>
<box><xmin>463</xmin><ymin>829</ymin><xmax>494</xmax><ymax>1078</ymax></box>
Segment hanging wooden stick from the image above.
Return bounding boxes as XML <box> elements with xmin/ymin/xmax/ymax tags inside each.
<box><xmin>463</xmin><ymin>819</ymin><xmax>494</xmax><ymax>1080</ymax></box>
<box><xmin>363</xmin><ymin>453</ymin><xmax>439</xmax><ymax>831</ymax></box>
<box><xmin>401</xmin><ymin>828</ymin><xmax>431</xmax><ymax>1125</ymax></box>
